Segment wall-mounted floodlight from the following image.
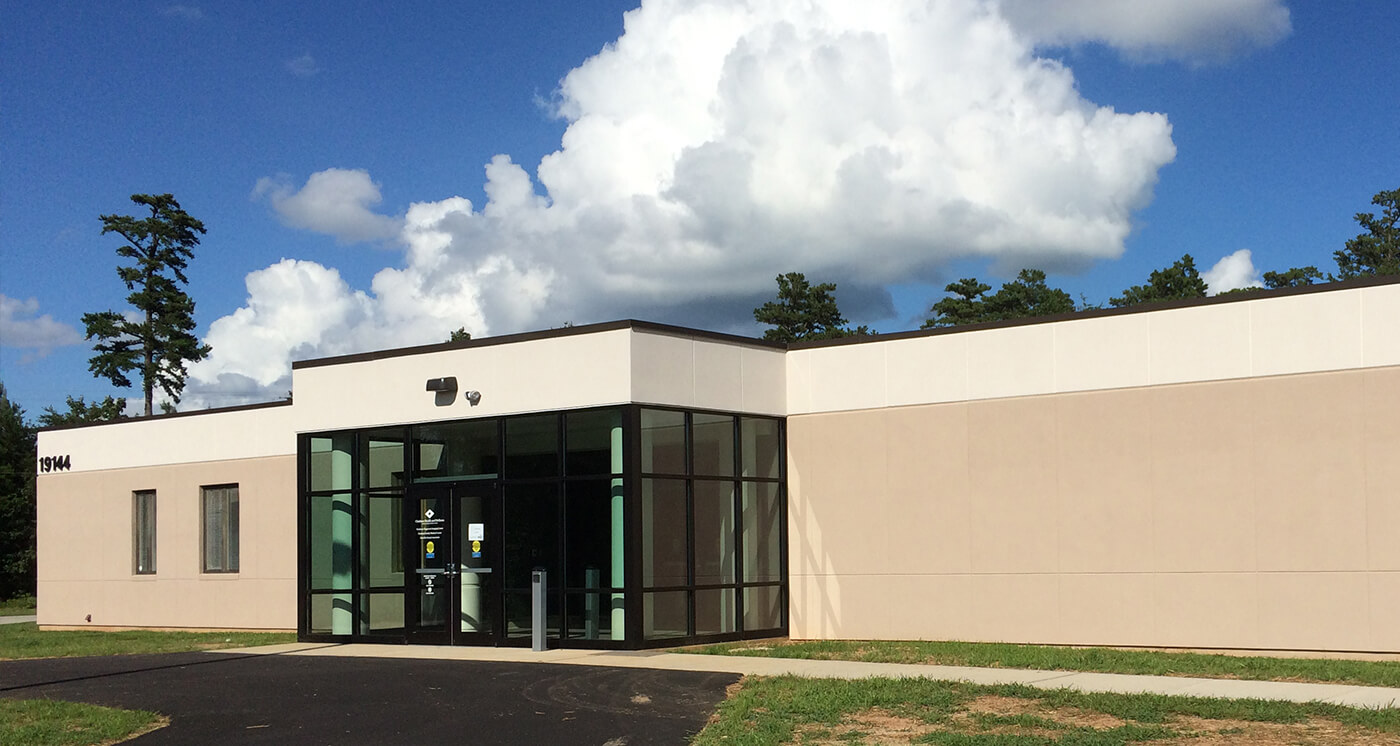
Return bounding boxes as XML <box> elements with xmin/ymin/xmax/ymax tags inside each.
<box><xmin>464</xmin><ymin>390</ymin><xmax>482</xmax><ymax>406</ymax></box>
<box><xmin>426</xmin><ymin>377</ymin><xmax>458</xmax><ymax>393</ymax></box>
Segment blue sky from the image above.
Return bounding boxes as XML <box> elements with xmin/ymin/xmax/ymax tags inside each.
<box><xmin>2</xmin><ymin>1</ymin><xmax>1397</xmax><ymax>416</ymax></box>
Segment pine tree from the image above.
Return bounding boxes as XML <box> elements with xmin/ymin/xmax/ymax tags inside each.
<box><xmin>83</xmin><ymin>194</ymin><xmax>211</xmax><ymax>416</ymax></box>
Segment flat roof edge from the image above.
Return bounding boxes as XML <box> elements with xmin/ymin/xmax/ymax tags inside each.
<box><xmin>291</xmin><ymin>319</ymin><xmax>785</xmax><ymax>371</ymax></box>
<box><xmin>37</xmin><ymin>398</ymin><xmax>293</xmax><ymax>433</ymax></box>
<box><xmin>788</xmin><ymin>273</ymin><xmax>1400</xmax><ymax>350</ymax></box>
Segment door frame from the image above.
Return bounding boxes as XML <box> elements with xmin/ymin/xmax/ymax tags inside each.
<box><xmin>404</xmin><ymin>481</ymin><xmax>502</xmax><ymax>645</ymax></box>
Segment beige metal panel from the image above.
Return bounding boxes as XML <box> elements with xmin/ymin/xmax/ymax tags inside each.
<box><xmin>1364</xmin><ymin>367</ymin><xmax>1400</xmax><ymax>570</ymax></box>
<box><xmin>885</xmin><ymin>334</ymin><xmax>969</xmax><ymax>408</ymax></box>
<box><xmin>965</xmin><ymin>325</ymin><xmax>1056</xmax><ymax>401</ymax></box>
<box><xmin>1368</xmin><ymin>573</ymin><xmax>1400</xmax><ymax>651</ymax></box>
<box><xmin>37</xmin><ymin>405</ymin><xmax>296</xmax><ymax>474</ymax></box>
<box><xmin>1054</xmin><ymin>390</ymin><xmax>1154</xmax><ymax>574</ymax></box>
<box><xmin>1150</xmin><ymin>573</ymin><xmax>1259</xmax><ymax>649</ymax></box>
<box><xmin>1146</xmin><ymin>302</ymin><xmax>1253</xmax><ymax>385</ymax></box>
<box><xmin>628</xmin><ymin>331</ymin><xmax>786</xmax><ymax>414</ymax></box>
<box><xmin>883</xmin><ymin>404</ymin><xmax>973</xmax><ymax>573</ymax></box>
<box><xmin>968</xmin><ymin>574</ymin><xmax>1061</xmax><ymax>643</ymax></box>
<box><xmin>966</xmin><ymin>396</ymin><xmax>1058</xmax><ymax>574</ymax></box>
<box><xmin>801</xmin><ymin>343</ymin><xmax>889</xmax><ymax>413</ymax></box>
<box><xmin>739</xmin><ymin>346</ymin><xmax>787</xmax><ymax>415</ymax></box>
<box><xmin>787</xmin><ymin>363</ymin><xmax>1400</xmax><ymax>651</ymax></box>
<box><xmin>292</xmin><ymin>329</ymin><xmax>633</xmax><ymax>431</ymax></box>
<box><xmin>1362</xmin><ymin>284</ymin><xmax>1400</xmax><ymax>367</ymax></box>
<box><xmin>1053</xmin><ymin>314</ymin><xmax>1151</xmax><ymax>393</ymax></box>
<box><xmin>1256</xmin><ymin>573</ymin><xmax>1370</xmax><ymax>651</ymax></box>
<box><xmin>36</xmin><ymin>455</ymin><xmax>296</xmax><ymax>630</ymax></box>
<box><xmin>630</xmin><ymin>331</ymin><xmax>696</xmax><ymax>407</ymax></box>
<box><xmin>692</xmin><ymin>341</ymin><xmax>744</xmax><ymax>411</ymax></box>
<box><xmin>1148</xmin><ymin>379</ymin><xmax>1257</xmax><ymax>573</ymax></box>
<box><xmin>1251</xmin><ymin>373</ymin><xmax>1368</xmax><ymax>572</ymax></box>
<box><xmin>1250</xmin><ymin>288</ymin><xmax>1364</xmax><ymax>377</ymax></box>
<box><xmin>1057</xmin><ymin>574</ymin><xmax>1157</xmax><ymax>647</ymax></box>
<box><xmin>784</xmin><ymin>349</ymin><xmax>814</xmax><ymax>415</ymax></box>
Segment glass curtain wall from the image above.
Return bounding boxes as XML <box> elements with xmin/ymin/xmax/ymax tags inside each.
<box><xmin>299</xmin><ymin>405</ymin><xmax>784</xmax><ymax>648</ymax></box>
<box><xmin>639</xmin><ymin>408</ymin><xmax>786</xmax><ymax>642</ymax></box>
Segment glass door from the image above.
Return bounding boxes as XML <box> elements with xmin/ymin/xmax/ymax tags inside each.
<box><xmin>405</xmin><ymin>482</ymin><xmax>500</xmax><ymax>645</ymax></box>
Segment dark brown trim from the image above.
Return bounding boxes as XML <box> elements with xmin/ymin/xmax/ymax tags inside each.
<box><xmin>37</xmin><ymin>399</ymin><xmax>293</xmax><ymax>433</ymax></box>
<box><xmin>291</xmin><ymin>319</ymin><xmax>786</xmax><ymax>371</ymax></box>
<box><xmin>788</xmin><ymin>273</ymin><xmax>1400</xmax><ymax>350</ymax></box>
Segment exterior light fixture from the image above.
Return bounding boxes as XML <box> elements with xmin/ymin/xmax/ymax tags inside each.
<box><xmin>425</xmin><ymin>377</ymin><xmax>458</xmax><ymax>393</ymax></box>
<box><xmin>464</xmin><ymin>390</ymin><xmax>482</xmax><ymax>406</ymax></box>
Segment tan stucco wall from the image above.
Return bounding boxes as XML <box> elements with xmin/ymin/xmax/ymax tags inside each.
<box><xmin>787</xmin><ymin>365</ymin><xmax>1400</xmax><ymax>652</ymax></box>
<box><xmin>36</xmin><ymin>455</ymin><xmax>296</xmax><ymax>630</ymax></box>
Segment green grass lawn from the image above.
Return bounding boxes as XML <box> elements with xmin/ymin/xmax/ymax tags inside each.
<box><xmin>0</xmin><ymin>699</ymin><xmax>166</xmax><ymax>746</ymax></box>
<box><xmin>693</xmin><ymin>675</ymin><xmax>1400</xmax><ymax>745</ymax></box>
<box><xmin>0</xmin><ymin>595</ymin><xmax>36</xmax><ymax>616</ymax></box>
<box><xmin>691</xmin><ymin>639</ymin><xmax>1400</xmax><ymax>689</ymax></box>
<box><xmin>0</xmin><ymin>622</ymin><xmax>296</xmax><ymax>660</ymax></box>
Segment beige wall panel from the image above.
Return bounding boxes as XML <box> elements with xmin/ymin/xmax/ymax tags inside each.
<box><xmin>1362</xmin><ymin>285</ymin><xmax>1400</xmax><ymax>367</ymax></box>
<box><xmin>882</xmin><ymin>405</ymin><xmax>973</xmax><ymax>573</ymax></box>
<box><xmin>1250</xmin><ymin>289</ymin><xmax>1363</xmax><ymax>377</ymax></box>
<box><xmin>740</xmin><ymin>346</ymin><xmax>788</xmax><ymax>415</ymax></box>
<box><xmin>1364</xmin><ymin>368</ymin><xmax>1400</xmax><ymax>570</ymax></box>
<box><xmin>966</xmin><ymin>397</ymin><xmax>1058</xmax><ymax>574</ymax></box>
<box><xmin>629</xmin><ymin>332</ymin><xmax>786</xmax><ymax>413</ymax></box>
<box><xmin>1053</xmin><ymin>315</ymin><xmax>1150</xmax><ymax>393</ymax></box>
<box><xmin>1251</xmin><ymin>374</ymin><xmax>1367</xmax><ymax>572</ymax></box>
<box><xmin>785</xmin><ymin>350</ymin><xmax>814</xmax><ymax>414</ymax></box>
<box><xmin>1054</xmin><ymin>391</ymin><xmax>1154</xmax><ymax>574</ymax></box>
<box><xmin>1148</xmin><ymin>381</ymin><xmax>1257</xmax><ymax>573</ymax></box>
<box><xmin>968</xmin><ymin>574</ymin><xmax>1060</xmax><ymax>643</ymax></box>
<box><xmin>38</xmin><ymin>405</ymin><xmax>296</xmax><ymax>473</ymax></box>
<box><xmin>787</xmin><ymin>410</ymin><xmax>891</xmax><ymax>576</ymax></box>
<box><xmin>788</xmin><ymin>573</ymin><xmax>845</xmax><ymax>640</ymax></box>
<box><xmin>691</xmin><ymin>340</ymin><xmax>744</xmax><ymax>411</ymax></box>
<box><xmin>630</xmin><ymin>332</ymin><xmax>695</xmax><ymax>407</ymax></box>
<box><xmin>1057</xmin><ymin>574</ymin><xmax>1156</xmax><ymax>646</ymax></box>
<box><xmin>293</xmin><ymin>329</ymin><xmax>633</xmax><ymax>432</ymax></box>
<box><xmin>1256</xmin><ymin>573</ymin><xmax>1370</xmax><ymax>651</ymax></box>
<box><xmin>884</xmin><ymin>575</ymin><xmax>976</xmax><ymax>641</ymax></box>
<box><xmin>1367</xmin><ymin>573</ymin><xmax>1400</xmax><ymax>651</ymax></box>
<box><xmin>1147</xmin><ymin>303</ymin><xmax>1252</xmax><ymax>385</ymax></box>
<box><xmin>1151</xmin><ymin>573</ymin><xmax>1259</xmax><ymax>649</ymax></box>
<box><xmin>965</xmin><ymin>325</ymin><xmax>1055</xmax><ymax>401</ymax></box>
<box><xmin>885</xmin><ymin>335</ymin><xmax>969</xmax><ymax>408</ymax></box>
<box><xmin>37</xmin><ymin>455</ymin><xmax>295</xmax><ymax>630</ymax></box>
<box><xmin>802</xmin><ymin>343</ymin><xmax>888</xmax><ymax>413</ymax></box>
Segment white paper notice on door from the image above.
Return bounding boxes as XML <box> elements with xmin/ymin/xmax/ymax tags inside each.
<box><xmin>468</xmin><ymin>523</ymin><xmax>485</xmax><ymax>541</ymax></box>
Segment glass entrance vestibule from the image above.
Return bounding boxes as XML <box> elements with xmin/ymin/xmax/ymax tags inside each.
<box><xmin>297</xmin><ymin>405</ymin><xmax>786</xmax><ymax>648</ymax></box>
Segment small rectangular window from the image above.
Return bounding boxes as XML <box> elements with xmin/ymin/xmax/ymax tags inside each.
<box><xmin>133</xmin><ymin>490</ymin><xmax>156</xmax><ymax>575</ymax></box>
<box><xmin>202</xmin><ymin>484</ymin><xmax>240</xmax><ymax>573</ymax></box>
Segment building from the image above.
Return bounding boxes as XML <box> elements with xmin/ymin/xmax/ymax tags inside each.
<box><xmin>35</xmin><ymin>275</ymin><xmax>1400</xmax><ymax>652</ymax></box>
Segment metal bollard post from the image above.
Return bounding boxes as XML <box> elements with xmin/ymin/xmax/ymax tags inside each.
<box><xmin>531</xmin><ymin>568</ymin><xmax>547</xmax><ymax>652</ymax></box>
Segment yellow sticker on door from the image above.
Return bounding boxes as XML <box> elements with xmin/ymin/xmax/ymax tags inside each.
<box><xmin>425</xmin><ymin>540</ymin><xmax>436</xmax><ymax>558</ymax></box>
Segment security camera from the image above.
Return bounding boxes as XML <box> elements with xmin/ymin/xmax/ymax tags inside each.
<box><xmin>464</xmin><ymin>390</ymin><xmax>482</xmax><ymax>406</ymax></box>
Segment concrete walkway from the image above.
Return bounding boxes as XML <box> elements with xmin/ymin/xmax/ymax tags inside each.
<box><xmin>217</xmin><ymin>642</ymin><xmax>1400</xmax><ymax>710</ymax></box>
<box><xmin>0</xmin><ymin>614</ymin><xmax>36</xmax><ymax>626</ymax></box>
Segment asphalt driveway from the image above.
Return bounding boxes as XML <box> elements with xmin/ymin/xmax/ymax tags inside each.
<box><xmin>0</xmin><ymin>651</ymin><xmax>738</xmax><ymax>745</ymax></box>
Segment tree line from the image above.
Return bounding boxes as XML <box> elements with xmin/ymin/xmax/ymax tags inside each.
<box><xmin>756</xmin><ymin>187</ymin><xmax>1398</xmax><ymax>339</ymax></box>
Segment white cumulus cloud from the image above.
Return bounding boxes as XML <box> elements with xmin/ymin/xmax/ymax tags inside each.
<box><xmin>1202</xmin><ymin>249</ymin><xmax>1264</xmax><ymax>295</ymax></box>
<box><xmin>193</xmin><ymin>0</ymin><xmax>1192</xmax><ymax>405</ymax></box>
<box><xmin>1000</xmin><ymin>0</ymin><xmax>1291</xmax><ymax>65</ymax></box>
<box><xmin>253</xmin><ymin>168</ymin><xmax>401</xmax><ymax>243</ymax></box>
<box><xmin>0</xmin><ymin>295</ymin><xmax>84</xmax><ymax>362</ymax></box>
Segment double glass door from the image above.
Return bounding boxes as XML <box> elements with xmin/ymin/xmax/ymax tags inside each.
<box><xmin>405</xmin><ymin>482</ymin><xmax>499</xmax><ymax>645</ymax></box>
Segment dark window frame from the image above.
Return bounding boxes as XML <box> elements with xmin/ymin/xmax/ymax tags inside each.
<box><xmin>132</xmin><ymin>489</ymin><xmax>156</xmax><ymax>575</ymax></box>
<box><xmin>200</xmin><ymin>483</ymin><xmax>240</xmax><ymax>574</ymax></box>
